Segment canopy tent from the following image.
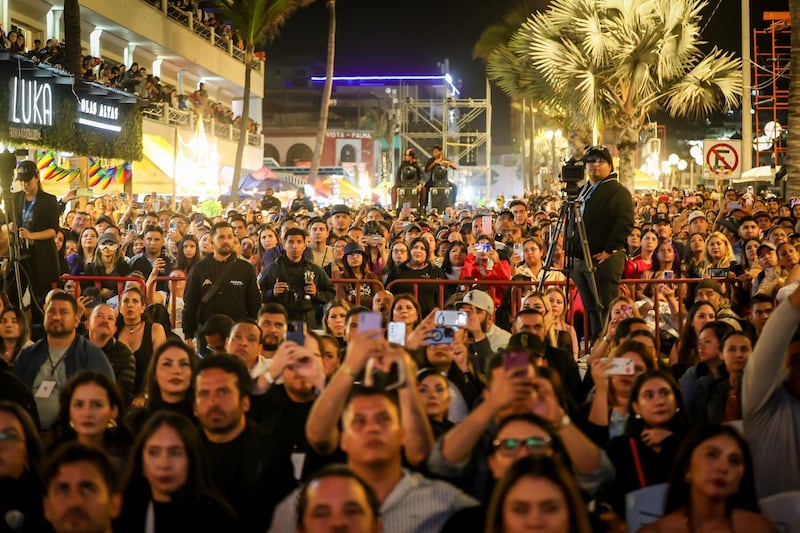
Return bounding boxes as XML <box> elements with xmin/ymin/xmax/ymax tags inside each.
<box><xmin>734</xmin><ymin>165</ymin><xmax>781</xmax><ymax>183</ymax></box>
<box><xmin>633</xmin><ymin>169</ymin><xmax>659</xmax><ymax>190</ymax></box>
<box><xmin>311</xmin><ymin>177</ymin><xmax>362</xmax><ymax>199</ymax></box>
<box><xmin>220</xmin><ymin>166</ymin><xmax>300</xmax><ymax>200</ymax></box>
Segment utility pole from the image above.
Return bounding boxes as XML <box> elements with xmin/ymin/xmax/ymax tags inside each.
<box><xmin>742</xmin><ymin>0</ymin><xmax>753</xmax><ymax>171</ymax></box>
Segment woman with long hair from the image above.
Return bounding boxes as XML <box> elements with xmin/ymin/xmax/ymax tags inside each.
<box><xmin>640</xmin><ymin>424</ymin><xmax>776</xmax><ymax>533</ymax></box>
<box><xmin>55</xmin><ymin>227</ymin><xmax>71</xmax><ymax>278</ymax></box>
<box><xmin>604</xmin><ymin>369</ymin><xmax>690</xmax><ymax>516</ymax></box>
<box><xmin>637</xmin><ymin>240</ymin><xmax>684</xmax><ymax>339</ymax></box>
<box><xmin>381</xmin><ymin>239</ymin><xmax>409</xmax><ymax>281</ymax></box>
<box><xmin>691</xmin><ymin>330</ymin><xmax>753</xmax><ymax>424</ymax></box>
<box><xmin>329</xmin><ymin>236</ymin><xmax>352</xmax><ymax>279</ymax></box>
<box><xmin>416</xmin><ymin>368</ymin><xmax>453</xmax><ymax>439</ymax></box>
<box><xmin>0</xmin><ymin>307</ymin><xmax>32</xmax><ymax>366</ymax></box>
<box><xmin>624</xmin><ymin>228</ymin><xmax>659</xmax><ymax>280</ymax></box>
<box><xmin>441</xmin><ymin>240</ymin><xmax>468</xmax><ymax>280</ymax></box>
<box><xmin>116</xmin><ymin>286</ymin><xmax>167</xmax><ymax>398</ymax></box>
<box><xmin>256</xmin><ymin>224</ymin><xmax>281</xmax><ymax>272</ymax></box>
<box><xmin>684</xmin><ymin>232</ymin><xmax>707</xmax><ymax>277</ymax></box>
<box><xmin>361</xmin><ymin>220</ymin><xmax>388</xmax><ymax>275</ymax></box>
<box><xmin>459</xmin><ymin>235</ymin><xmax>511</xmax><ymax>310</ymax></box>
<box><xmin>701</xmin><ymin>231</ymin><xmax>737</xmax><ymax>277</ymax></box>
<box><xmin>588</xmin><ymin>296</ymin><xmax>642</xmax><ymax>363</ymax></box>
<box><xmin>84</xmin><ymin>232</ymin><xmax>132</xmax><ymax>301</ymax></box>
<box><xmin>384</xmin><ymin>237</ymin><xmax>446</xmax><ymax>315</ymax></box>
<box><xmin>626</xmin><ymin>226</ymin><xmax>642</xmax><ymax>257</ymax></box>
<box><xmin>148</xmin><ymin>234</ymin><xmax>199</xmax><ymax>329</ymax></box>
<box><xmin>546</xmin><ymin>287</ymin><xmax>579</xmax><ymax>361</ymax></box>
<box><xmin>317</xmin><ymin>334</ymin><xmax>341</xmax><ymax>380</ymax></box>
<box><xmin>67</xmin><ymin>226</ymin><xmax>99</xmax><ymax>275</ymax></box>
<box><xmin>53</xmin><ymin>371</ymin><xmax>133</xmax><ymax>467</ymax></box>
<box><xmin>678</xmin><ymin>321</ymin><xmax>734</xmax><ymax>408</ymax></box>
<box><xmin>579</xmin><ymin>341</ymin><xmax>655</xmax><ymax>447</ymax></box>
<box><xmin>116</xmin><ymin>412</ymin><xmax>236</xmax><ymax>532</ymax></box>
<box><xmin>322</xmin><ymin>299</ymin><xmax>349</xmax><ymax>347</ymax></box>
<box><xmin>127</xmin><ymin>340</ymin><xmax>198</xmax><ymax>433</ymax></box>
<box><xmin>668</xmin><ymin>301</ymin><xmax>716</xmax><ymax>371</ymax></box>
<box><xmin>340</xmin><ymin>243</ymin><xmax>379</xmax><ymax>307</ymax></box>
<box><xmin>486</xmin><ymin>454</ymin><xmax>592</xmax><ymax>533</ymax></box>
<box><xmin>0</xmin><ymin>401</ymin><xmax>50</xmax><ymax>533</ymax></box>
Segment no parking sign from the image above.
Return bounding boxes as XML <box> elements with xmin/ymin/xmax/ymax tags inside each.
<box><xmin>703</xmin><ymin>140</ymin><xmax>741</xmax><ymax>180</ymax></box>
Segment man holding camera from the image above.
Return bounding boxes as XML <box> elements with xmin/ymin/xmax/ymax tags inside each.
<box><xmin>260</xmin><ymin>228</ymin><xmax>335</xmax><ymax>329</ymax></box>
<box><xmin>572</xmin><ymin>146</ymin><xmax>633</xmax><ymax>340</ymax></box>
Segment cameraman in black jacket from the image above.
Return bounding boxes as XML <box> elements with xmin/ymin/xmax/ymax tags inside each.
<box><xmin>259</xmin><ymin>228</ymin><xmax>335</xmax><ymax>328</ymax></box>
<box><xmin>572</xmin><ymin>146</ymin><xmax>634</xmax><ymax>340</ymax></box>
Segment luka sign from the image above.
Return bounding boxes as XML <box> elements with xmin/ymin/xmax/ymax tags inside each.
<box><xmin>8</xmin><ymin>75</ymin><xmax>54</xmax><ymax>140</ymax></box>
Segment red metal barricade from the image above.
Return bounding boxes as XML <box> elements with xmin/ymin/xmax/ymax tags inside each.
<box><xmin>57</xmin><ymin>275</ymin><xmax>147</xmax><ymax>300</ymax></box>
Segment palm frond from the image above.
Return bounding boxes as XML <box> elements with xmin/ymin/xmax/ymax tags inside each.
<box><xmin>662</xmin><ymin>48</ymin><xmax>742</xmax><ymax>119</ymax></box>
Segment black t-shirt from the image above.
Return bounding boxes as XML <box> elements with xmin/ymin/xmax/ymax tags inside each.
<box><xmin>250</xmin><ymin>385</ymin><xmax>337</xmax><ymax>481</ymax></box>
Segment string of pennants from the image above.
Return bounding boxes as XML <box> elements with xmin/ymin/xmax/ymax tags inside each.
<box><xmin>36</xmin><ymin>152</ymin><xmax>133</xmax><ymax>190</ymax></box>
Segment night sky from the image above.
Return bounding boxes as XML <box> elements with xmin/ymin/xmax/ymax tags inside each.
<box><xmin>265</xmin><ymin>0</ymin><xmax>791</xmax><ymax>145</ymax></box>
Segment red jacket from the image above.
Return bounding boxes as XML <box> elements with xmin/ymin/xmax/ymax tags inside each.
<box><xmin>459</xmin><ymin>255</ymin><xmax>512</xmax><ymax>309</ymax></box>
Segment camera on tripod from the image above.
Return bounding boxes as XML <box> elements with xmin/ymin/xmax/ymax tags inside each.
<box><xmin>560</xmin><ymin>157</ymin><xmax>586</xmax><ymax>198</ymax></box>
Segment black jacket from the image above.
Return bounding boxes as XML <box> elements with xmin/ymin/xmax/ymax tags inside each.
<box><xmin>13</xmin><ymin>188</ymin><xmax>60</xmax><ymax>286</ymax></box>
<box><xmin>259</xmin><ymin>254</ymin><xmax>335</xmax><ymax>326</ymax></box>
<box><xmin>182</xmin><ymin>255</ymin><xmax>261</xmax><ymax>338</ymax></box>
<box><xmin>574</xmin><ymin>174</ymin><xmax>634</xmax><ymax>259</ymax></box>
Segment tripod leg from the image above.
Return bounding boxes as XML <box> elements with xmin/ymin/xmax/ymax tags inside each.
<box><xmin>572</xmin><ymin>204</ymin><xmax>608</xmax><ymax>339</ymax></box>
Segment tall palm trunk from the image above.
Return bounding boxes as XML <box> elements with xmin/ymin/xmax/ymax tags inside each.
<box><xmin>615</xmin><ymin>123</ymin><xmax>639</xmax><ymax>190</ymax></box>
<box><xmin>230</xmin><ymin>46</ymin><xmax>254</xmax><ymax>205</ymax></box>
<box><xmin>788</xmin><ymin>0</ymin><xmax>800</xmax><ymax>199</ymax></box>
<box><xmin>63</xmin><ymin>0</ymin><xmax>82</xmax><ymax>76</ymax></box>
<box><xmin>310</xmin><ymin>0</ymin><xmax>336</xmax><ymax>183</ymax></box>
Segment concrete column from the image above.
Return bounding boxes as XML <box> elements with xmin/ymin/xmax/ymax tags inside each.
<box><xmin>47</xmin><ymin>7</ymin><xmax>63</xmax><ymax>41</ymax></box>
<box><xmin>152</xmin><ymin>57</ymin><xmax>163</xmax><ymax>78</ymax></box>
<box><xmin>89</xmin><ymin>29</ymin><xmax>102</xmax><ymax>58</ymax></box>
<box><xmin>124</xmin><ymin>43</ymin><xmax>136</xmax><ymax>69</ymax></box>
<box><xmin>176</xmin><ymin>70</ymin><xmax>185</xmax><ymax>95</ymax></box>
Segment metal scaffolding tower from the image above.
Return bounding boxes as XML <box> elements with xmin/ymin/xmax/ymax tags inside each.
<box><xmin>752</xmin><ymin>11</ymin><xmax>790</xmax><ymax>168</ymax></box>
<box><xmin>397</xmin><ymin>81</ymin><xmax>492</xmax><ymax>199</ymax></box>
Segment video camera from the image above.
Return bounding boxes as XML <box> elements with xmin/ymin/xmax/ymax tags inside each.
<box><xmin>560</xmin><ymin>157</ymin><xmax>586</xmax><ymax>199</ymax></box>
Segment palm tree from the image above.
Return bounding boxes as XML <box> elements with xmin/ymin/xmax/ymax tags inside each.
<box><xmin>789</xmin><ymin>0</ymin><xmax>800</xmax><ymax>199</ymax></box>
<box><xmin>211</xmin><ymin>0</ymin><xmax>312</xmax><ymax>203</ymax></box>
<box><xmin>309</xmin><ymin>0</ymin><xmax>336</xmax><ymax>183</ymax></box>
<box><xmin>496</xmin><ymin>0</ymin><xmax>742</xmax><ymax>190</ymax></box>
<box><xmin>63</xmin><ymin>0</ymin><xmax>82</xmax><ymax>76</ymax></box>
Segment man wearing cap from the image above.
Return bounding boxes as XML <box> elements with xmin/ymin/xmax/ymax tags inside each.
<box><xmin>753</xmin><ymin>210</ymin><xmax>773</xmax><ymax>233</ymax></box>
<box><xmin>456</xmin><ymin>289</ymin><xmax>511</xmax><ymax>355</ymax></box>
<box><xmin>653</xmin><ymin>214</ymin><xmax>688</xmax><ymax>259</ymax></box>
<box><xmin>687</xmin><ymin>210</ymin><xmax>709</xmax><ymax>237</ymax></box>
<box><xmin>753</xmin><ymin>242</ymin><xmax>781</xmax><ymax>297</ymax></box>
<box><xmin>573</xmin><ymin>146</ymin><xmax>634</xmax><ymax>339</ymax></box>
<box><xmin>6</xmin><ymin>160</ymin><xmax>60</xmax><ymax>324</ymax></box>
<box><xmin>327</xmin><ymin>205</ymin><xmax>352</xmax><ymax>243</ymax></box>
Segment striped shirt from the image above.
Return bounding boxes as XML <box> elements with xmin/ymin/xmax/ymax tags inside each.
<box><xmin>268</xmin><ymin>468</ymin><xmax>479</xmax><ymax>533</ymax></box>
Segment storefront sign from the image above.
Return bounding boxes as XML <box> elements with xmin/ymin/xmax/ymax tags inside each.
<box><xmin>78</xmin><ymin>98</ymin><xmax>121</xmax><ymax>132</ymax></box>
<box><xmin>9</xmin><ymin>76</ymin><xmax>53</xmax><ymax>127</ymax></box>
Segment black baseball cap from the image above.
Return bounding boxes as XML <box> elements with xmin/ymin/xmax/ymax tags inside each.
<box><xmin>15</xmin><ymin>160</ymin><xmax>38</xmax><ymax>181</ymax></box>
<box><xmin>583</xmin><ymin>146</ymin><xmax>614</xmax><ymax>169</ymax></box>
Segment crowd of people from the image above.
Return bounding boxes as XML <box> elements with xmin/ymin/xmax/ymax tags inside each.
<box><xmin>0</xmin><ymin>154</ymin><xmax>798</xmax><ymax>532</ymax></box>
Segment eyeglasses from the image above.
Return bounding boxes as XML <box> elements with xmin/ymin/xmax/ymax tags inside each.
<box><xmin>0</xmin><ymin>432</ymin><xmax>22</xmax><ymax>443</ymax></box>
<box><xmin>98</xmin><ymin>242</ymin><xmax>119</xmax><ymax>249</ymax></box>
<box><xmin>492</xmin><ymin>436</ymin><xmax>552</xmax><ymax>456</ymax></box>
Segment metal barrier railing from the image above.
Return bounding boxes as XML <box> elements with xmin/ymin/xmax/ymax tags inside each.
<box><xmin>151</xmin><ymin>276</ymin><xmax>186</xmax><ymax>328</ymax></box>
<box><xmin>330</xmin><ymin>278</ymin><xmax>386</xmax><ymax>307</ymax></box>
<box><xmin>57</xmin><ymin>275</ymin><xmax>147</xmax><ymax>301</ymax></box>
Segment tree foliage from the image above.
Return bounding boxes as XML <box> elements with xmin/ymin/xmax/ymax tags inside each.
<box><xmin>487</xmin><ymin>0</ymin><xmax>742</xmax><ymax>188</ymax></box>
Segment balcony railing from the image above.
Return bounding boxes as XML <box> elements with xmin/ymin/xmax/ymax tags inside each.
<box><xmin>140</xmin><ymin>0</ymin><xmax>262</xmax><ymax>72</ymax></box>
<box><xmin>141</xmin><ymin>103</ymin><xmax>263</xmax><ymax>147</ymax></box>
